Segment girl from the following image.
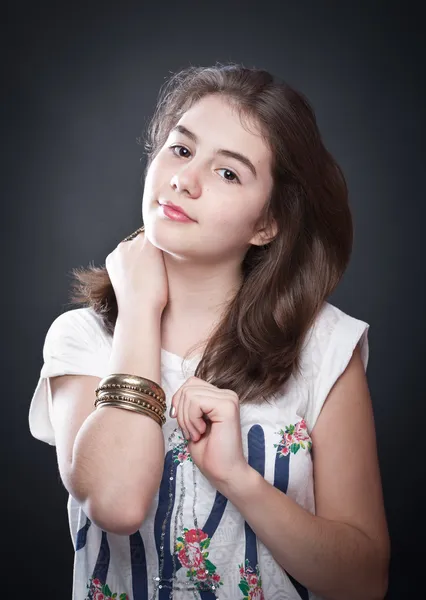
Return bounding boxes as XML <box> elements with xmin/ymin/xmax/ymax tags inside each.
<box><xmin>29</xmin><ymin>64</ymin><xmax>390</xmax><ymax>600</ymax></box>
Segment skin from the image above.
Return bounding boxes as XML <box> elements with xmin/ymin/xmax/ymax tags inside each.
<box><xmin>142</xmin><ymin>94</ymin><xmax>277</xmax><ymax>357</ymax></box>
<box><xmin>142</xmin><ymin>93</ymin><xmax>390</xmax><ymax>598</ymax></box>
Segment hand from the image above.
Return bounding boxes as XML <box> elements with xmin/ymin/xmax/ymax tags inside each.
<box><xmin>170</xmin><ymin>376</ymin><xmax>248</xmax><ymax>492</ymax></box>
<box><xmin>105</xmin><ymin>227</ymin><xmax>168</xmax><ymax>314</ymax></box>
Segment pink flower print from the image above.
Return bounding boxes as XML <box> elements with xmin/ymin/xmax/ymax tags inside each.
<box><xmin>249</xmin><ymin>588</ymin><xmax>265</xmax><ymax>600</ymax></box>
<box><xmin>184</xmin><ymin>528</ymin><xmax>208</xmax><ymax>544</ymax></box>
<box><xmin>285</xmin><ymin>432</ymin><xmax>295</xmax><ymax>444</ymax></box>
<box><xmin>238</xmin><ymin>559</ymin><xmax>264</xmax><ymax>600</ymax></box>
<box><xmin>274</xmin><ymin>420</ymin><xmax>312</xmax><ymax>457</ymax></box>
<box><xmin>197</xmin><ymin>567</ymin><xmax>208</xmax><ymax>580</ymax></box>
<box><xmin>178</xmin><ymin>543</ymin><xmax>204</xmax><ymax>568</ymax></box>
<box><xmin>294</xmin><ymin>419</ymin><xmax>311</xmax><ymax>442</ymax></box>
<box><xmin>172</xmin><ymin>431</ymin><xmax>193</xmax><ymax>464</ymax></box>
<box><xmin>85</xmin><ymin>577</ymin><xmax>128</xmax><ymax>600</ymax></box>
<box><xmin>175</xmin><ymin>527</ymin><xmax>223</xmax><ymax>592</ymax></box>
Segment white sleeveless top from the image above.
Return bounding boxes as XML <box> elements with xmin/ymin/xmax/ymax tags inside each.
<box><xmin>28</xmin><ymin>301</ymin><xmax>369</xmax><ymax>600</ymax></box>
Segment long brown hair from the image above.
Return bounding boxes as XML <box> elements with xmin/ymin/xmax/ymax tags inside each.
<box><xmin>70</xmin><ymin>63</ymin><xmax>353</xmax><ymax>404</ymax></box>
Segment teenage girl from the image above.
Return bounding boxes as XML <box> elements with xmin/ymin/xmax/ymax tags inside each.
<box><xmin>29</xmin><ymin>64</ymin><xmax>390</xmax><ymax>600</ymax></box>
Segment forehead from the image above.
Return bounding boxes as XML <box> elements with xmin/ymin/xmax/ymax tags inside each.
<box><xmin>175</xmin><ymin>94</ymin><xmax>272</xmax><ymax>167</ymax></box>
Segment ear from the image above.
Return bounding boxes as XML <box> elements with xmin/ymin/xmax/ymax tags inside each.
<box><xmin>249</xmin><ymin>218</ymin><xmax>278</xmax><ymax>247</ymax></box>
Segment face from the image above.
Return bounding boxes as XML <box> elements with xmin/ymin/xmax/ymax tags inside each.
<box><xmin>142</xmin><ymin>94</ymin><xmax>276</xmax><ymax>263</ymax></box>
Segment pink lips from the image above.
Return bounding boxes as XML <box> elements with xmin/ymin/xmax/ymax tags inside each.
<box><xmin>159</xmin><ymin>202</ymin><xmax>195</xmax><ymax>223</ymax></box>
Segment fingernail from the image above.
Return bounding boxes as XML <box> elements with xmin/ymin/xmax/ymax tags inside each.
<box><xmin>169</xmin><ymin>405</ymin><xmax>176</xmax><ymax>418</ymax></box>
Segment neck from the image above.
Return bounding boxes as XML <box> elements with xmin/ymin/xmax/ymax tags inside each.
<box><xmin>160</xmin><ymin>252</ymin><xmax>243</xmax><ymax>351</ymax></box>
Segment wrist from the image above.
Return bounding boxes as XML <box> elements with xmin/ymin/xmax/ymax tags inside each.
<box><xmin>116</xmin><ymin>304</ymin><xmax>163</xmax><ymax>325</ymax></box>
<box><xmin>216</xmin><ymin>461</ymin><xmax>259</xmax><ymax>500</ymax></box>
<box><xmin>110</xmin><ymin>308</ymin><xmax>162</xmax><ymax>382</ymax></box>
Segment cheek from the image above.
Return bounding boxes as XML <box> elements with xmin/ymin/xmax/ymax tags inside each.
<box><xmin>206</xmin><ymin>195</ymin><xmax>259</xmax><ymax>237</ymax></box>
<box><xmin>142</xmin><ymin>160</ymin><xmax>166</xmax><ymax>214</ymax></box>
<box><xmin>201</xmin><ymin>201</ymin><xmax>236</xmax><ymax>234</ymax></box>
<box><xmin>144</xmin><ymin>158</ymin><xmax>163</xmax><ymax>192</ymax></box>
<box><xmin>146</xmin><ymin>149</ymin><xmax>172</xmax><ymax>182</ymax></box>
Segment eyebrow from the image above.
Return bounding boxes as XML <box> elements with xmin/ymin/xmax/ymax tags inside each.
<box><xmin>171</xmin><ymin>124</ymin><xmax>258</xmax><ymax>178</ymax></box>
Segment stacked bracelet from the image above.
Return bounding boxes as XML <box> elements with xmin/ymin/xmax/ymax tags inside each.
<box><xmin>94</xmin><ymin>374</ymin><xmax>166</xmax><ymax>427</ymax></box>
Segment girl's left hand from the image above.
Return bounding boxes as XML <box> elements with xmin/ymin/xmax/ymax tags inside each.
<box><xmin>170</xmin><ymin>376</ymin><xmax>248</xmax><ymax>491</ymax></box>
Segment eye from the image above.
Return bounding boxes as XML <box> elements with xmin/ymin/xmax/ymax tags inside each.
<box><xmin>170</xmin><ymin>144</ymin><xmax>191</xmax><ymax>158</ymax></box>
<box><xmin>216</xmin><ymin>168</ymin><xmax>240</xmax><ymax>185</ymax></box>
<box><xmin>169</xmin><ymin>145</ymin><xmax>241</xmax><ymax>185</ymax></box>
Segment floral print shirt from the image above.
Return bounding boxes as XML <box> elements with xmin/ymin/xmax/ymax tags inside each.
<box><xmin>29</xmin><ymin>302</ymin><xmax>369</xmax><ymax>599</ymax></box>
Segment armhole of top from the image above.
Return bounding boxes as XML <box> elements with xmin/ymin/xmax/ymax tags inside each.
<box><xmin>305</xmin><ymin>314</ymin><xmax>370</xmax><ymax>433</ymax></box>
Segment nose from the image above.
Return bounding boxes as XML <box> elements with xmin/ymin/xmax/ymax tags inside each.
<box><xmin>170</xmin><ymin>163</ymin><xmax>202</xmax><ymax>198</ymax></box>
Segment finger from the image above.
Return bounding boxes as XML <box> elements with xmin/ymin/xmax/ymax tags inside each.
<box><xmin>187</xmin><ymin>395</ymin><xmax>207</xmax><ymax>441</ymax></box>
<box><xmin>169</xmin><ymin>395</ymin><xmax>177</xmax><ymax>419</ymax></box>
<box><xmin>183</xmin><ymin>393</ymin><xmax>203</xmax><ymax>442</ymax></box>
<box><xmin>198</xmin><ymin>391</ymin><xmax>239</xmax><ymax>423</ymax></box>
<box><xmin>178</xmin><ymin>381</ymin><xmax>194</xmax><ymax>440</ymax></box>
<box><xmin>183</xmin><ymin>380</ymin><xmax>226</xmax><ymax>401</ymax></box>
<box><xmin>170</xmin><ymin>385</ymin><xmax>184</xmax><ymax>420</ymax></box>
<box><xmin>182</xmin><ymin>393</ymin><xmax>195</xmax><ymax>441</ymax></box>
<box><xmin>177</xmin><ymin>388</ymin><xmax>190</xmax><ymax>441</ymax></box>
<box><xmin>182</xmin><ymin>391</ymin><xmax>192</xmax><ymax>440</ymax></box>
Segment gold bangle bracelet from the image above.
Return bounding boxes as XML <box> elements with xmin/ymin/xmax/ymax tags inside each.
<box><xmin>96</xmin><ymin>390</ymin><xmax>165</xmax><ymax>410</ymax></box>
<box><xmin>96</xmin><ymin>374</ymin><xmax>165</xmax><ymax>404</ymax></box>
<box><xmin>95</xmin><ymin>399</ymin><xmax>164</xmax><ymax>427</ymax></box>
<box><xmin>96</xmin><ymin>386</ymin><xmax>166</xmax><ymax>410</ymax></box>
<box><xmin>94</xmin><ymin>393</ymin><xmax>166</xmax><ymax>423</ymax></box>
<box><xmin>97</xmin><ymin>402</ymin><xmax>163</xmax><ymax>427</ymax></box>
<box><xmin>94</xmin><ymin>392</ymin><xmax>165</xmax><ymax>416</ymax></box>
<box><xmin>96</xmin><ymin>399</ymin><xmax>164</xmax><ymax>426</ymax></box>
<box><xmin>95</xmin><ymin>388</ymin><xmax>166</xmax><ymax>412</ymax></box>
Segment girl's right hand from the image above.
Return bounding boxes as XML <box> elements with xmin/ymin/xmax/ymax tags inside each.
<box><xmin>105</xmin><ymin>227</ymin><xmax>168</xmax><ymax>315</ymax></box>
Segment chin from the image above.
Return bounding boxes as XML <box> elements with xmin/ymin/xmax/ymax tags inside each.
<box><xmin>144</xmin><ymin>218</ymin><xmax>198</xmax><ymax>256</ymax></box>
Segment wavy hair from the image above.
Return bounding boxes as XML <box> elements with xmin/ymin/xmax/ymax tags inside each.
<box><xmin>70</xmin><ymin>63</ymin><xmax>353</xmax><ymax>404</ymax></box>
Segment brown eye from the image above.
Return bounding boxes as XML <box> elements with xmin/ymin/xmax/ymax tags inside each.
<box><xmin>217</xmin><ymin>168</ymin><xmax>240</xmax><ymax>185</ymax></box>
<box><xmin>171</xmin><ymin>145</ymin><xmax>191</xmax><ymax>158</ymax></box>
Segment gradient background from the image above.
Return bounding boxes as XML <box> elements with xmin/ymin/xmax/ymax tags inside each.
<box><xmin>3</xmin><ymin>1</ymin><xmax>424</xmax><ymax>597</ymax></box>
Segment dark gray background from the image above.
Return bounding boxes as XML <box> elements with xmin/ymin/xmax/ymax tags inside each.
<box><xmin>3</xmin><ymin>1</ymin><xmax>424</xmax><ymax>597</ymax></box>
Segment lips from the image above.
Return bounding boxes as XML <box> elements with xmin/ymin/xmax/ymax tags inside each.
<box><xmin>159</xmin><ymin>201</ymin><xmax>194</xmax><ymax>221</ymax></box>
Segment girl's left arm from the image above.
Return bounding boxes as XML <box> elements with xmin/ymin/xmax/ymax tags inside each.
<box><xmin>218</xmin><ymin>344</ymin><xmax>390</xmax><ymax>600</ymax></box>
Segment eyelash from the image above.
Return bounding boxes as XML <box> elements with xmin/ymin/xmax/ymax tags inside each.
<box><xmin>169</xmin><ymin>144</ymin><xmax>241</xmax><ymax>185</ymax></box>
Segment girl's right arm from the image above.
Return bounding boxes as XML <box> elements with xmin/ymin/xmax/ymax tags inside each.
<box><xmin>50</xmin><ymin>231</ymin><xmax>169</xmax><ymax>536</ymax></box>
<box><xmin>50</xmin><ymin>309</ymin><xmax>163</xmax><ymax>536</ymax></box>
